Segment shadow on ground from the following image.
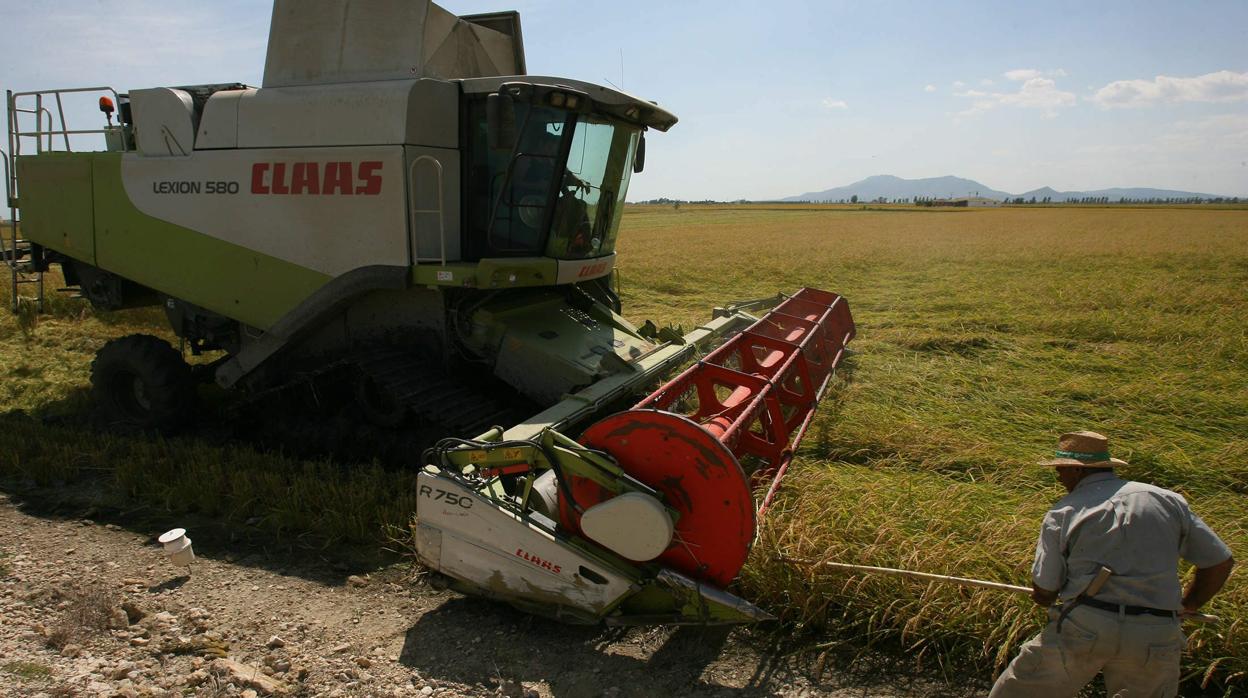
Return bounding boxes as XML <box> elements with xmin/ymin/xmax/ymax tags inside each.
<box><xmin>399</xmin><ymin>597</ymin><xmax>980</xmax><ymax>697</ymax></box>
<box><xmin>401</xmin><ymin>598</ymin><xmax>775</xmax><ymax>697</ymax></box>
<box><xmin>0</xmin><ymin>474</ymin><xmax>396</xmax><ymax>587</ymax></box>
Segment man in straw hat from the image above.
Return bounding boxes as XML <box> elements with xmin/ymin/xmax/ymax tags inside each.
<box><xmin>990</xmin><ymin>430</ymin><xmax>1233</xmax><ymax>697</ymax></box>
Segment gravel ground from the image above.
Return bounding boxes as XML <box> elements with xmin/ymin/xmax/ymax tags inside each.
<box><xmin>0</xmin><ymin>490</ymin><xmax>981</xmax><ymax>697</ymax></box>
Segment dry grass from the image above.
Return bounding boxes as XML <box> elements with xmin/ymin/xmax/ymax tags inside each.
<box><xmin>2</xmin><ymin>205</ymin><xmax>1246</xmax><ymax>692</ymax></box>
<box><xmin>41</xmin><ymin>585</ymin><xmax>120</xmax><ymax>650</ymax></box>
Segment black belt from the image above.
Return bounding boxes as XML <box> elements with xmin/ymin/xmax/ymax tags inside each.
<box><xmin>1065</xmin><ymin>596</ymin><xmax>1177</xmax><ymax>619</ymax></box>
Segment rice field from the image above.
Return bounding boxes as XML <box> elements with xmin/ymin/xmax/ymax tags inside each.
<box><xmin>619</xmin><ymin>204</ymin><xmax>1247</xmax><ymax>693</ymax></box>
<box><xmin>2</xmin><ymin>204</ymin><xmax>1246</xmax><ymax>693</ymax></box>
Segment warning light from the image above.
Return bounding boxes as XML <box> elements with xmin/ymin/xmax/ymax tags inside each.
<box><xmin>99</xmin><ymin>96</ymin><xmax>116</xmax><ymax>125</ymax></box>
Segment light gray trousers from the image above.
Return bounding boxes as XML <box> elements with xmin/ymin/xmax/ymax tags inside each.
<box><xmin>989</xmin><ymin>605</ymin><xmax>1184</xmax><ymax>698</ymax></box>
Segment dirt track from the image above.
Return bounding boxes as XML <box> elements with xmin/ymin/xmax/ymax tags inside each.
<box><xmin>0</xmin><ymin>491</ymin><xmax>979</xmax><ymax>697</ymax></box>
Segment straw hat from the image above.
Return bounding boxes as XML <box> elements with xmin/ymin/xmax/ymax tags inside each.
<box><xmin>1038</xmin><ymin>431</ymin><xmax>1128</xmax><ymax>467</ymax></box>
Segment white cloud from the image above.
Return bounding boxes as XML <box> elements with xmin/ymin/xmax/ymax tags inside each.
<box><xmin>821</xmin><ymin>98</ymin><xmax>849</xmax><ymax>110</ymax></box>
<box><xmin>1004</xmin><ymin>68</ymin><xmax>1067</xmax><ymax>81</ymax></box>
<box><xmin>1001</xmin><ymin>79</ymin><xmax>1076</xmax><ymax>111</ymax></box>
<box><xmin>956</xmin><ymin>78</ymin><xmax>1076</xmax><ymax>119</ymax></box>
<box><xmin>1004</xmin><ymin>69</ymin><xmax>1041</xmax><ymax>81</ymax></box>
<box><xmin>924</xmin><ymin>84</ymin><xmax>937</xmax><ymax>93</ymax></box>
<box><xmin>952</xmin><ymin>80</ymin><xmax>966</xmax><ymax>89</ymax></box>
<box><xmin>1089</xmin><ymin>70</ymin><xmax>1248</xmax><ymax>108</ymax></box>
<box><xmin>980</xmin><ymin>78</ymin><xmax>995</xmax><ymax>86</ymax></box>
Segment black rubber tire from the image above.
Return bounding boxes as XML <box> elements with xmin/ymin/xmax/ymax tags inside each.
<box><xmin>91</xmin><ymin>334</ymin><xmax>195</xmax><ymax>430</ymax></box>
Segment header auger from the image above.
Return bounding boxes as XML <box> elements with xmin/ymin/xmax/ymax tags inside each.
<box><xmin>5</xmin><ymin>0</ymin><xmax>854</xmax><ymax>624</ymax></box>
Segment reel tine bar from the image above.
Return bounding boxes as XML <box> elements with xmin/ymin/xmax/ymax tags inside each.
<box><xmin>634</xmin><ymin>287</ymin><xmax>855</xmax><ymax>514</ymax></box>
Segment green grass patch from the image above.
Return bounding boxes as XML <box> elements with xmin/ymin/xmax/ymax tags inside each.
<box><xmin>1</xmin><ymin>660</ymin><xmax>52</xmax><ymax>679</ymax></box>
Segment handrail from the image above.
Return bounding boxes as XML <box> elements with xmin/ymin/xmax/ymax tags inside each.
<box><xmin>54</xmin><ymin>91</ymin><xmax>71</xmax><ymax>151</ymax></box>
<box><xmin>13</xmin><ymin>127</ymin><xmax>113</xmax><ymax>138</ymax></box>
<box><xmin>2</xmin><ymin>144</ymin><xmax>18</xmax><ymax>306</ymax></box>
<box><xmin>410</xmin><ymin>155</ymin><xmax>447</xmax><ymax>265</ymax></box>
<box><xmin>2</xmin><ymin>147</ymin><xmax>11</xmax><ymax>249</ymax></box>
<box><xmin>7</xmin><ymin>86</ymin><xmax>124</xmax><ymax>156</ymax></box>
<box><xmin>11</xmin><ymin>105</ymin><xmax>55</xmax><ymax>152</ymax></box>
<box><xmin>38</xmin><ymin>108</ymin><xmax>53</xmax><ymax>152</ymax></box>
<box><xmin>5</xmin><ymin>90</ymin><xmax>16</xmax><ymax>188</ymax></box>
<box><xmin>2</xmin><ymin>145</ymin><xmax>16</xmax><ymax>270</ymax></box>
<box><xmin>1</xmin><ymin>147</ymin><xmax>10</xmax><ymax>207</ymax></box>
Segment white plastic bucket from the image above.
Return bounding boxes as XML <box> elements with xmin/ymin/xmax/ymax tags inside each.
<box><xmin>158</xmin><ymin>528</ymin><xmax>195</xmax><ymax>567</ymax></box>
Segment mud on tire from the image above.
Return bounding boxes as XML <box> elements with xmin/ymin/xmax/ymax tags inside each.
<box><xmin>91</xmin><ymin>334</ymin><xmax>195</xmax><ymax>429</ymax></box>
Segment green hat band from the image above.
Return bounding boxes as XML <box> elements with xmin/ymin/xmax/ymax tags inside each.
<box><xmin>1055</xmin><ymin>449</ymin><xmax>1111</xmax><ymax>462</ymax></box>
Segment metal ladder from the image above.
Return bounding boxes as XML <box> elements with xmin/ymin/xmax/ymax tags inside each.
<box><xmin>1</xmin><ymin>146</ymin><xmax>43</xmax><ymax>313</ymax></box>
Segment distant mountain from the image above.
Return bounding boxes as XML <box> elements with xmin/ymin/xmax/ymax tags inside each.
<box><xmin>784</xmin><ymin>175</ymin><xmax>1010</xmax><ymax>202</ymax></box>
<box><xmin>782</xmin><ymin>175</ymin><xmax>1230</xmax><ymax>202</ymax></box>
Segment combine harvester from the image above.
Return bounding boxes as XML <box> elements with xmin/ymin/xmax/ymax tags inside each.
<box><xmin>4</xmin><ymin>0</ymin><xmax>854</xmax><ymax>624</ymax></box>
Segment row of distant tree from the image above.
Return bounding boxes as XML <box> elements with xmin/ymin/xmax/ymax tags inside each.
<box><xmin>989</xmin><ymin>196</ymin><xmax>1242</xmax><ymax>205</ymax></box>
<box><xmin>634</xmin><ymin>196</ymin><xmax>1243</xmax><ymax>206</ymax></box>
<box><xmin>637</xmin><ymin>198</ymin><xmax>751</xmax><ymax>207</ymax></box>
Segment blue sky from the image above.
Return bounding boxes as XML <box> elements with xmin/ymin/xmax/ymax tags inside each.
<box><xmin>2</xmin><ymin>0</ymin><xmax>1245</xmax><ymax>199</ymax></box>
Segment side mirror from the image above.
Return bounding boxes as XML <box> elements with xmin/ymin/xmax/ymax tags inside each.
<box><xmin>633</xmin><ymin>132</ymin><xmax>646</xmax><ymax>174</ymax></box>
<box><xmin>487</xmin><ymin>93</ymin><xmax>517</xmax><ymax>151</ymax></box>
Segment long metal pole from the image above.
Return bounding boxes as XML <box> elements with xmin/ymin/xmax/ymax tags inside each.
<box><xmin>789</xmin><ymin>558</ymin><xmax>1219</xmax><ymax>622</ymax></box>
<box><xmin>803</xmin><ymin>559</ymin><xmax>1032</xmax><ymax>595</ymax></box>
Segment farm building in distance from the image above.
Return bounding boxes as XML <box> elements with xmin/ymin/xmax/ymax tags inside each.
<box><xmin>925</xmin><ymin>196</ymin><xmax>1002</xmax><ymax>207</ymax></box>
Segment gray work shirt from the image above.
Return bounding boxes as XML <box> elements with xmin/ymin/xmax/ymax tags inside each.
<box><xmin>1031</xmin><ymin>471</ymin><xmax>1232</xmax><ymax>610</ymax></box>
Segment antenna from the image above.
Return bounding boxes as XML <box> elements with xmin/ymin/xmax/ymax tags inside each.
<box><xmin>605</xmin><ymin>48</ymin><xmax>626</xmax><ymax>92</ymax></box>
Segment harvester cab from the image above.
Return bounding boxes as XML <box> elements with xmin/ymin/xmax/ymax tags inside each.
<box><xmin>4</xmin><ymin>0</ymin><xmax>856</xmax><ymax>624</ymax></box>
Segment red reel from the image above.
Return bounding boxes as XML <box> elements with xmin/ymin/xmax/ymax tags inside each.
<box><xmin>559</xmin><ymin>287</ymin><xmax>855</xmax><ymax>587</ymax></box>
<box><xmin>560</xmin><ymin>410</ymin><xmax>755</xmax><ymax>588</ymax></box>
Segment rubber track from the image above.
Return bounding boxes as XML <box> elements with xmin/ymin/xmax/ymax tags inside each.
<box><xmin>351</xmin><ymin>348</ymin><xmax>518</xmax><ymax>438</ymax></box>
